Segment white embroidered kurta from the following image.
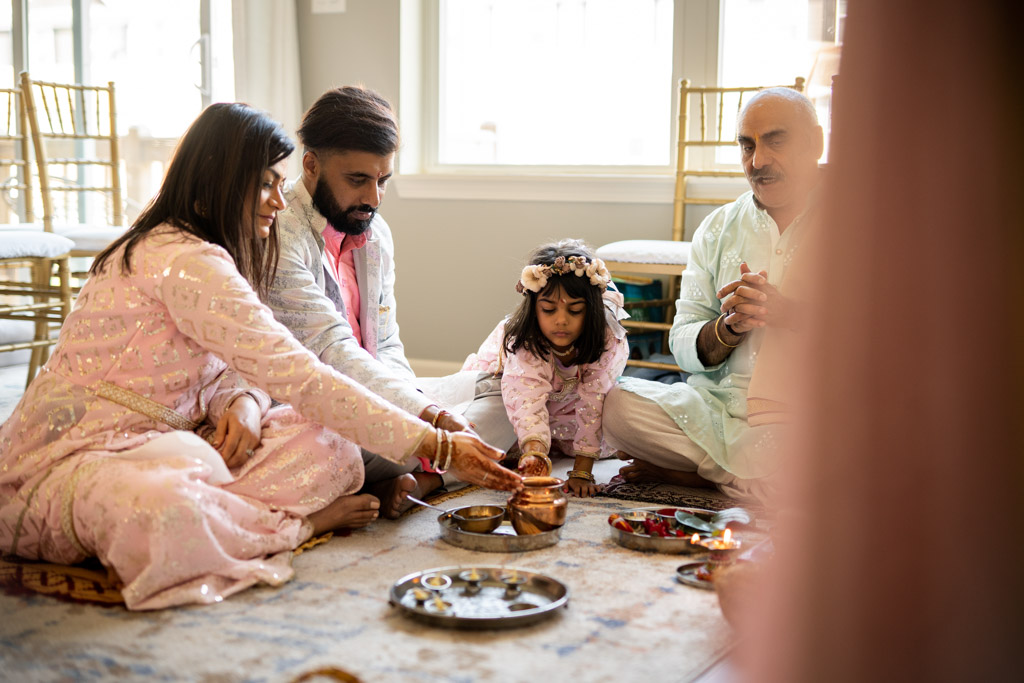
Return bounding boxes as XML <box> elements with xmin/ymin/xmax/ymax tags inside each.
<box><xmin>617</xmin><ymin>190</ymin><xmax>809</xmax><ymax>479</ymax></box>
<box><xmin>266</xmin><ymin>177</ymin><xmax>432</xmax><ymax>417</ymax></box>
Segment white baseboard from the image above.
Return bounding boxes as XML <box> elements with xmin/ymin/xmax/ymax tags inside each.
<box><xmin>408</xmin><ymin>358</ymin><xmax>463</xmax><ymax>377</ymax></box>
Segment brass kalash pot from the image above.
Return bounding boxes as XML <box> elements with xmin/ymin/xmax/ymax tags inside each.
<box><xmin>507</xmin><ymin>476</ymin><xmax>568</xmax><ymax>535</ymax></box>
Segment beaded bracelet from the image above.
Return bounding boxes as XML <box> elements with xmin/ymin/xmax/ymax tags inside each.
<box><xmin>714</xmin><ymin>314</ymin><xmax>742</xmax><ymax>348</ymax></box>
<box><xmin>519</xmin><ymin>451</ymin><xmax>552</xmax><ymax>475</ymax></box>
<box><xmin>567</xmin><ymin>469</ymin><xmax>596</xmax><ymax>483</ymax></box>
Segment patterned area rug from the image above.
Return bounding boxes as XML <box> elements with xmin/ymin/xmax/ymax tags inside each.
<box><xmin>599</xmin><ymin>474</ymin><xmax>745</xmax><ymax>511</ymax></box>
<box><xmin>0</xmin><ymin>482</ymin><xmax>734</xmax><ymax>682</ymax></box>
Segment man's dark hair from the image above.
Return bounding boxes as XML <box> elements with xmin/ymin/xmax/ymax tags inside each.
<box><xmin>297</xmin><ymin>86</ymin><xmax>399</xmax><ymax>156</ymax></box>
<box><xmin>91</xmin><ymin>102</ymin><xmax>294</xmax><ymax>297</ymax></box>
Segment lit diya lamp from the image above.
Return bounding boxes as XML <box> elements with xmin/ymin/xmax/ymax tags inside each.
<box><xmin>421</xmin><ymin>572</ymin><xmax>452</xmax><ymax>592</ymax></box>
<box><xmin>459</xmin><ymin>568</ymin><xmax>487</xmax><ymax>594</ymax></box>
<box><xmin>693</xmin><ymin>528</ymin><xmax>743</xmax><ymax>566</ymax></box>
<box><xmin>410</xmin><ymin>587</ymin><xmax>432</xmax><ymax>605</ymax></box>
<box><xmin>499</xmin><ymin>569</ymin><xmax>528</xmax><ymax>597</ymax></box>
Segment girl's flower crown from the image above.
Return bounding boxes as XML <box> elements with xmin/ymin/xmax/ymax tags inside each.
<box><xmin>515</xmin><ymin>255</ymin><xmax>612</xmax><ymax>294</ymax></box>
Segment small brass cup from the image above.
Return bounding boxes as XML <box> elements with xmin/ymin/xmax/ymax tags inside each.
<box><xmin>451</xmin><ymin>505</ymin><xmax>505</xmax><ymax>534</ymax></box>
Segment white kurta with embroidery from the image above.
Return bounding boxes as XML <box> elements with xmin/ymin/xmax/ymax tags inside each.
<box><xmin>617</xmin><ymin>191</ymin><xmax>808</xmax><ymax>480</ymax></box>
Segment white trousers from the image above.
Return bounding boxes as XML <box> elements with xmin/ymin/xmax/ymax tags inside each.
<box><xmin>602</xmin><ymin>386</ymin><xmax>774</xmax><ymax>502</ymax></box>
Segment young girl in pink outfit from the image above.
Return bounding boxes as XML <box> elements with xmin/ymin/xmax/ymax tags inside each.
<box><xmin>462</xmin><ymin>240</ymin><xmax>629</xmax><ymax>497</ymax></box>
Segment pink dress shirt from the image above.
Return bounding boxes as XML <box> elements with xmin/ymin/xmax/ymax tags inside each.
<box><xmin>322</xmin><ymin>226</ymin><xmax>369</xmax><ymax>348</ymax></box>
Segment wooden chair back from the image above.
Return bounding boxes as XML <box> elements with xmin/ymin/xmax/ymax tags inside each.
<box><xmin>20</xmin><ymin>72</ymin><xmax>124</xmax><ymax>232</ymax></box>
<box><xmin>0</xmin><ymin>84</ymin><xmax>34</xmax><ymax>225</ymax></box>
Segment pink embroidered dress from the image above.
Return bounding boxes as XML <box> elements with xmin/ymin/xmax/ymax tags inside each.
<box><xmin>0</xmin><ymin>228</ymin><xmax>431</xmax><ymax>610</ymax></box>
<box><xmin>462</xmin><ymin>291</ymin><xmax>629</xmax><ymax>458</ymax></box>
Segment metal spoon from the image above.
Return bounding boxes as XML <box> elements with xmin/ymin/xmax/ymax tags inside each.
<box><xmin>405</xmin><ymin>494</ymin><xmax>448</xmax><ymax>513</ymax></box>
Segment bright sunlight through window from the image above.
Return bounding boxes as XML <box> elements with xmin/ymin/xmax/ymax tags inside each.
<box><xmin>438</xmin><ymin>0</ymin><xmax>674</xmax><ymax>168</ymax></box>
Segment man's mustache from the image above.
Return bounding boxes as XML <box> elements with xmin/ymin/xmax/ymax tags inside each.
<box><xmin>750</xmin><ymin>168</ymin><xmax>784</xmax><ymax>182</ymax></box>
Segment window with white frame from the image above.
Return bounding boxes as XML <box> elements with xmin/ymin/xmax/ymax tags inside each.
<box><xmin>0</xmin><ymin>0</ymin><xmax>233</xmax><ymax>223</ymax></box>
<box><xmin>417</xmin><ymin>0</ymin><xmax>844</xmax><ymax>180</ymax></box>
<box><xmin>437</xmin><ymin>0</ymin><xmax>674</xmax><ymax>169</ymax></box>
<box><xmin>717</xmin><ymin>0</ymin><xmax>844</xmax><ymax>165</ymax></box>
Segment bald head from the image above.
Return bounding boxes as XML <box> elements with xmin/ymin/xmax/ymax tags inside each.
<box><xmin>736</xmin><ymin>87</ymin><xmax>824</xmax><ymax>229</ymax></box>
<box><xmin>742</xmin><ymin>87</ymin><xmax>819</xmax><ymax>128</ymax></box>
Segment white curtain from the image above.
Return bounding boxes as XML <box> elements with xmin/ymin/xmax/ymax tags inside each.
<box><xmin>232</xmin><ymin>0</ymin><xmax>303</xmax><ymax>178</ymax></box>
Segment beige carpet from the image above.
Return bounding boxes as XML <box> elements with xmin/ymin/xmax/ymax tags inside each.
<box><xmin>0</xmin><ymin>459</ymin><xmax>735</xmax><ymax>682</ymax></box>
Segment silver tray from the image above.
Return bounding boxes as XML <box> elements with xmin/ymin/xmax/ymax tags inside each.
<box><xmin>437</xmin><ymin>509</ymin><xmax>562</xmax><ymax>552</ymax></box>
<box><xmin>608</xmin><ymin>506</ymin><xmax>717</xmax><ymax>555</ymax></box>
<box><xmin>676</xmin><ymin>561</ymin><xmax>715</xmax><ymax>591</ymax></box>
<box><xmin>389</xmin><ymin>565</ymin><xmax>569</xmax><ymax>629</ymax></box>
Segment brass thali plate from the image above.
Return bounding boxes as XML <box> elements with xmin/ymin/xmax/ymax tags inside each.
<box><xmin>437</xmin><ymin>509</ymin><xmax>562</xmax><ymax>552</ymax></box>
<box><xmin>676</xmin><ymin>561</ymin><xmax>715</xmax><ymax>591</ymax></box>
<box><xmin>389</xmin><ymin>565</ymin><xmax>569</xmax><ymax>629</ymax></box>
<box><xmin>608</xmin><ymin>506</ymin><xmax>717</xmax><ymax>554</ymax></box>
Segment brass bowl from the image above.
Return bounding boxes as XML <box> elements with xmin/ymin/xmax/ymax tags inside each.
<box><xmin>451</xmin><ymin>505</ymin><xmax>505</xmax><ymax>534</ymax></box>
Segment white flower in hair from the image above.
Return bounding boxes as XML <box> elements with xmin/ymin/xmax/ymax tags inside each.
<box><xmin>519</xmin><ymin>264</ymin><xmax>549</xmax><ymax>293</ymax></box>
<box><xmin>586</xmin><ymin>257</ymin><xmax>611</xmax><ymax>290</ymax></box>
<box><xmin>569</xmin><ymin>256</ymin><xmax>588</xmax><ymax>277</ymax></box>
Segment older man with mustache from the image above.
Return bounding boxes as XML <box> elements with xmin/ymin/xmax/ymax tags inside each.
<box><xmin>602</xmin><ymin>87</ymin><xmax>823</xmax><ymax>501</ymax></box>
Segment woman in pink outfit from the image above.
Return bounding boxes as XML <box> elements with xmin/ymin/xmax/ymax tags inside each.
<box><xmin>0</xmin><ymin>103</ymin><xmax>520</xmax><ymax>610</ymax></box>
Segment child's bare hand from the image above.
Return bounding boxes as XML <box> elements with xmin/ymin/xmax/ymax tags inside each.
<box><xmin>518</xmin><ymin>454</ymin><xmax>550</xmax><ymax>477</ymax></box>
<box><xmin>563</xmin><ymin>477</ymin><xmax>598</xmax><ymax>498</ymax></box>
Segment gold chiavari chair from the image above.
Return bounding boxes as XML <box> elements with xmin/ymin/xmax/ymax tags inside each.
<box><xmin>20</xmin><ymin>71</ymin><xmax>125</xmax><ymax>289</ymax></box>
<box><xmin>0</xmin><ymin>82</ymin><xmax>73</xmax><ymax>385</ymax></box>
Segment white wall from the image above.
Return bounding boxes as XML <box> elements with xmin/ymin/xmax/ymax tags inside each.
<box><xmin>294</xmin><ymin>0</ymin><xmax>680</xmax><ymax>363</ymax></box>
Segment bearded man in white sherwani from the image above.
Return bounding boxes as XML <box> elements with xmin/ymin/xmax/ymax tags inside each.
<box><xmin>265</xmin><ymin>87</ymin><xmax>515</xmax><ymax>518</ymax></box>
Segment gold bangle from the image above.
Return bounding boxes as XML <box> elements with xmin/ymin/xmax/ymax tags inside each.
<box><xmin>443</xmin><ymin>431</ymin><xmax>454</xmax><ymax>471</ymax></box>
<box><xmin>714</xmin><ymin>314</ymin><xmax>741</xmax><ymax>348</ymax></box>
<box><xmin>567</xmin><ymin>469</ymin><xmax>595</xmax><ymax>483</ymax></box>
<box><xmin>433</xmin><ymin>428</ymin><xmax>444</xmax><ymax>471</ymax></box>
<box><xmin>519</xmin><ymin>451</ymin><xmax>552</xmax><ymax>475</ymax></box>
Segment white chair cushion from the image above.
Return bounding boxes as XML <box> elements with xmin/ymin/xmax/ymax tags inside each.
<box><xmin>53</xmin><ymin>224</ymin><xmax>127</xmax><ymax>252</ymax></box>
<box><xmin>596</xmin><ymin>240</ymin><xmax>690</xmax><ymax>266</ymax></box>
<box><xmin>0</xmin><ymin>223</ymin><xmax>125</xmax><ymax>253</ymax></box>
<box><xmin>0</xmin><ymin>230</ymin><xmax>75</xmax><ymax>258</ymax></box>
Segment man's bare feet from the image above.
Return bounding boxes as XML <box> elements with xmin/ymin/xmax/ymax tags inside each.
<box><xmin>365</xmin><ymin>471</ymin><xmax>443</xmax><ymax>519</ymax></box>
<box><xmin>308</xmin><ymin>493</ymin><xmax>381</xmax><ymax>535</ymax></box>
<box><xmin>618</xmin><ymin>457</ymin><xmax>715</xmax><ymax>488</ymax></box>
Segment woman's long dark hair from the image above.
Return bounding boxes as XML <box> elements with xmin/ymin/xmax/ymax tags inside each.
<box><xmin>503</xmin><ymin>239</ymin><xmax>608</xmax><ymax>366</ymax></box>
<box><xmin>91</xmin><ymin>103</ymin><xmax>295</xmax><ymax>296</ymax></box>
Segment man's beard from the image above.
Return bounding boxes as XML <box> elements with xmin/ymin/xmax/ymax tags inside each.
<box><xmin>311</xmin><ymin>176</ymin><xmax>375</xmax><ymax>236</ymax></box>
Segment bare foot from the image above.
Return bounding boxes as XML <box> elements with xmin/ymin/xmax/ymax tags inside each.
<box><xmin>618</xmin><ymin>457</ymin><xmax>715</xmax><ymax>488</ymax></box>
<box><xmin>365</xmin><ymin>472</ymin><xmax>443</xmax><ymax>519</ymax></box>
<box><xmin>308</xmin><ymin>493</ymin><xmax>381</xmax><ymax>535</ymax></box>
